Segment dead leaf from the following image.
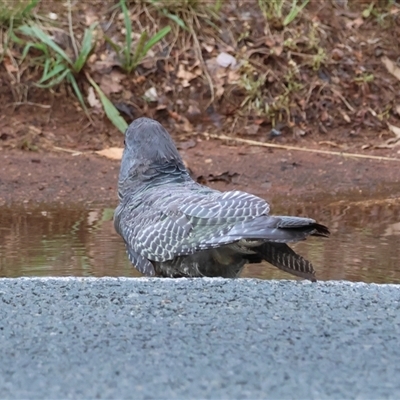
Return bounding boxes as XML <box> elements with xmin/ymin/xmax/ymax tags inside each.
<box><xmin>340</xmin><ymin>111</ymin><xmax>351</xmax><ymax>123</ymax></box>
<box><xmin>187</xmin><ymin>103</ymin><xmax>201</xmax><ymax>117</ymax></box>
<box><xmin>3</xmin><ymin>56</ymin><xmax>18</xmax><ymax>73</ymax></box>
<box><xmin>383</xmin><ymin>222</ymin><xmax>400</xmax><ymax>237</ymax></box>
<box><xmin>293</xmin><ymin>127</ymin><xmax>306</xmax><ymax>137</ymax></box>
<box><xmin>95</xmin><ymin>147</ymin><xmax>123</xmax><ymax>160</ymax></box>
<box><xmin>346</xmin><ymin>16</ymin><xmax>364</xmax><ymax>29</ymax></box>
<box><xmin>99</xmin><ymin>71</ymin><xmax>124</xmax><ymax>96</ymax></box>
<box><xmin>319</xmin><ymin>141</ymin><xmax>342</xmax><ymax>148</ymax></box>
<box><xmin>85</xmin><ymin>10</ymin><xmax>98</xmax><ymax>26</ymax></box>
<box><xmin>245</xmin><ymin>124</ymin><xmax>260</xmax><ymax>135</ymax></box>
<box><xmin>390</xmin><ymin>6</ymin><xmax>400</xmax><ymax>15</ymax></box>
<box><xmin>156</xmin><ymin>103</ymin><xmax>167</xmax><ymax>110</ymax></box>
<box><xmin>141</xmin><ymin>55</ymin><xmax>157</xmax><ymax>70</ymax></box>
<box><xmin>204</xmin><ymin>57</ymin><xmax>231</xmax><ymax>99</ymax></box>
<box><xmin>87</xmin><ymin>87</ymin><xmax>101</xmax><ymax>109</ymax></box>
<box><xmin>168</xmin><ymin>111</ymin><xmax>193</xmax><ymax>133</ymax></box>
<box><xmin>320</xmin><ymin>110</ymin><xmax>330</xmax><ymax>122</ymax></box>
<box><xmin>374</xmin><ymin>123</ymin><xmax>400</xmax><ymax>149</ymax></box>
<box><xmin>382</xmin><ymin>56</ymin><xmax>400</xmax><ymax>82</ymax></box>
<box><xmin>272</xmin><ymin>46</ymin><xmax>283</xmax><ymax>56</ymax></box>
<box><xmin>387</xmin><ymin>123</ymin><xmax>400</xmax><ymax>139</ymax></box>
<box><xmin>177</xmin><ymin>64</ymin><xmax>201</xmax><ymax>87</ymax></box>
<box><xmin>374</xmin><ymin>142</ymin><xmax>394</xmax><ymax>150</ymax></box>
<box><xmin>332</xmin><ymin>48</ymin><xmax>344</xmax><ymax>61</ymax></box>
<box><xmin>132</xmin><ymin>75</ymin><xmax>146</xmax><ymax>85</ymax></box>
<box><xmin>91</xmin><ymin>52</ymin><xmax>121</xmax><ymax>74</ymax></box>
<box><xmin>227</xmin><ymin>68</ymin><xmax>240</xmax><ymax>82</ymax></box>
<box><xmin>177</xmin><ymin>139</ymin><xmax>196</xmax><ymax>150</ymax></box>
<box><xmin>354</xmin><ymin>51</ymin><xmax>363</xmax><ymax>62</ymax></box>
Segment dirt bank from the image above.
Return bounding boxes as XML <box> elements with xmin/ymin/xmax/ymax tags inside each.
<box><xmin>1</xmin><ymin>140</ymin><xmax>399</xmax><ymax>209</ymax></box>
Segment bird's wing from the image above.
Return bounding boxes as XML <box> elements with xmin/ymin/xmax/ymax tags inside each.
<box><xmin>179</xmin><ymin>190</ymin><xmax>269</xmax><ymax>221</ymax></box>
<box><xmin>121</xmin><ymin>189</ymin><xmax>270</xmax><ymax>262</ymax></box>
<box><xmin>125</xmin><ymin>244</ymin><xmax>156</xmax><ymax>276</ymax></box>
<box><xmin>176</xmin><ymin>190</ymin><xmax>271</xmax><ymax>250</ymax></box>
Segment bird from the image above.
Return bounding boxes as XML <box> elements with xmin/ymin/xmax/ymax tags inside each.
<box><xmin>114</xmin><ymin>117</ymin><xmax>329</xmax><ymax>282</ymax></box>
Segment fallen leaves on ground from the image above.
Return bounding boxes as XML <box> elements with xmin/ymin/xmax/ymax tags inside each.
<box><xmin>382</xmin><ymin>56</ymin><xmax>400</xmax><ymax>82</ymax></box>
<box><xmin>95</xmin><ymin>147</ymin><xmax>123</xmax><ymax>160</ymax></box>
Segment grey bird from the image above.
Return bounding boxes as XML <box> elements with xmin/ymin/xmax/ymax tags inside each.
<box><xmin>114</xmin><ymin>117</ymin><xmax>329</xmax><ymax>281</ymax></box>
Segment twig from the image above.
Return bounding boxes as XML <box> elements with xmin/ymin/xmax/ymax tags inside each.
<box><xmin>67</xmin><ymin>0</ymin><xmax>79</xmax><ymax>60</ymax></box>
<box><xmin>331</xmin><ymin>88</ymin><xmax>355</xmax><ymax>112</ymax></box>
<box><xmin>329</xmin><ymin>197</ymin><xmax>400</xmax><ymax>207</ymax></box>
<box><xmin>188</xmin><ymin>12</ymin><xmax>214</xmax><ymax>105</ymax></box>
<box><xmin>202</xmin><ymin>133</ymin><xmax>400</xmax><ymax>162</ymax></box>
<box><xmin>53</xmin><ymin>146</ymin><xmax>83</xmax><ymax>155</ymax></box>
<box><xmin>12</xmin><ymin>102</ymin><xmax>51</xmax><ymax>108</ymax></box>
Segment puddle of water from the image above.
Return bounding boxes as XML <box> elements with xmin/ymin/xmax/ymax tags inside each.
<box><xmin>1</xmin><ymin>197</ymin><xmax>399</xmax><ymax>283</ymax></box>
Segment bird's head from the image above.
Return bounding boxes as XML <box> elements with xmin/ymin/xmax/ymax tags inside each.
<box><xmin>118</xmin><ymin>117</ymin><xmax>185</xmax><ymax>200</ymax></box>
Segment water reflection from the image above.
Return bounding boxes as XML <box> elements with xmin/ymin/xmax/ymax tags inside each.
<box><xmin>0</xmin><ymin>197</ymin><xmax>399</xmax><ymax>283</ymax></box>
<box><xmin>0</xmin><ymin>204</ymin><xmax>139</xmax><ymax>278</ymax></box>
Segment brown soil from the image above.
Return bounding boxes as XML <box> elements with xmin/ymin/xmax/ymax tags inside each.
<box><xmin>1</xmin><ymin>141</ymin><xmax>399</xmax><ymax>213</ymax></box>
<box><xmin>1</xmin><ymin>1</ymin><xmax>400</xmax><ymax>152</ymax></box>
<box><xmin>1</xmin><ymin>1</ymin><xmax>400</xmax><ymax>205</ymax></box>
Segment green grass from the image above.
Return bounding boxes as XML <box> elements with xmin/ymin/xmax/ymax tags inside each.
<box><xmin>237</xmin><ymin>59</ymin><xmax>304</xmax><ymax>125</ymax></box>
<box><xmin>16</xmin><ymin>20</ymin><xmax>129</xmax><ymax>132</ymax></box>
<box><xmin>258</xmin><ymin>0</ymin><xmax>310</xmax><ymax>26</ymax></box>
<box><xmin>86</xmin><ymin>75</ymin><xmax>128</xmax><ymax>133</ymax></box>
<box><xmin>2</xmin><ymin>0</ymin><xmax>171</xmax><ymax>133</ymax></box>
<box><xmin>18</xmin><ymin>22</ymin><xmax>97</xmax><ymax>111</ymax></box>
<box><xmin>144</xmin><ymin>0</ymin><xmax>223</xmax><ymax>30</ymax></box>
<box><xmin>0</xmin><ymin>0</ymin><xmax>39</xmax><ymax>63</ymax></box>
<box><xmin>0</xmin><ymin>0</ymin><xmax>39</xmax><ymax>25</ymax></box>
<box><xmin>105</xmin><ymin>0</ymin><xmax>171</xmax><ymax>73</ymax></box>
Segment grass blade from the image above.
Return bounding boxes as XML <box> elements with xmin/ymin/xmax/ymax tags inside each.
<box><xmin>86</xmin><ymin>73</ymin><xmax>128</xmax><ymax>133</ymax></box>
<box><xmin>131</xmin><ymin>31</ymin><xmax>147</xmax><ymax>72</ymax></box>
<box><xmin>39</xmin><ymin>62</ymin><xmax>66</xmax><ymax>83</ymax></box>
<box><xmin>120</xmin><ymin>0</ymin><xmax>132</xmax><ymax>70</ymax></box>
<box><xmin>283</xmin><ymin>0</ymin><xmax>309</xmax><ymax>26</ymax></box>
<box><xmin>104</xmin><ymin>35</ymin><xmax>122</xmax><ymax>55</ymax></box>
<box><xmin>36</xmin><ymin>67</ymin><xmax>70</xmax><ymax>88</ymax></box>
<box><xmin>18</xmin><ymin>24</ymin><xmax>73</xmax><ymax>65</ymax></box>
<box><xmin>21</xmin><ymin>41</ymin><xmax>48</xmax><ymax>61</ymax></box>
<box><xmin>73</xmin><ymin>22</ymin><xmax>97</xmax><ymax>72</ymax></box>
<box><xmin>22</xmin><ymin>0</ymin><xmax>40</xmax><ymax>16</ymax></box>
<box><xmin>143</xmin><ymin>25</ymin><xmax>171</xmax><ymax>55</ymax></box>
<box><xmin>67</xmin><ymin>74</ymin><xmax>88</xmax><ymax>112</ymax></box>
<box><xmin>162</xmin><ymin>11</ymin><xmax>187</xmax><ymax>30</ymax></box>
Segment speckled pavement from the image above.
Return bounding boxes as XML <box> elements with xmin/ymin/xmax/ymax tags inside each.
<box><xmin>1</xmin><ymin>278</ymin><xmax>399</xmax><ymax>399</ymax></box>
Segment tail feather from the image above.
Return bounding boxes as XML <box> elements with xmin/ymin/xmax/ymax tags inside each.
<box><xmin>257</xmin><ymin>242</ymin><xmax>317</xmax><ymax>282</ymax></box>
<box><xmin>309</xmin><ymin>223</ymin><xmax>330</xmax><ymax>237</ymax></box>
<box><xmin>228</xmin><ymin>218</ymin><xmax>330</xmax><ymax>243</ymax></box>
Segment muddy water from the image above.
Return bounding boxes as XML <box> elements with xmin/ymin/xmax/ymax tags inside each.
<box><xmin>0</xmin><ymin>195</ymin><xmax>399</xmax><ymax>283</ymax></box>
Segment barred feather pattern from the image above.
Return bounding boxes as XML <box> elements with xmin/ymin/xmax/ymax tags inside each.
<box><xmin>114</xmin><ymin>117</ymin><xmax>329</xmax><ymax>281</ymax></box>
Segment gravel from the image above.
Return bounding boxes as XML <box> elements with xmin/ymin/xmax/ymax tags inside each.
<box><xmin>1</xmin><ymin>277</ymin><xmax>400</xmax><ymax>399</ymax></box>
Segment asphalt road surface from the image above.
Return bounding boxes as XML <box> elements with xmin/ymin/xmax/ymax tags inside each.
<box><xmin>1</xmin><ymin>277</ymin><xmax>400</xmax><ymax>399</ymax></box>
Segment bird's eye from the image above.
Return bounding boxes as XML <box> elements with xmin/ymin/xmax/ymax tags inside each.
<box><xmin>124</xmin><ymin>139</ymin><xmax>126</xmax><ymax>146</ymax></box>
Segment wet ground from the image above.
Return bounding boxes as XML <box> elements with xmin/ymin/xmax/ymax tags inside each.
<box><xmin>1</xmin><ymin>143</ymin><xmax>400</xmax><ymax>283</ymax></box>
<box><xmin>1</xmin><ymin>198</ymin><xmax>400</xmax><ymax>283</ymax></box>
